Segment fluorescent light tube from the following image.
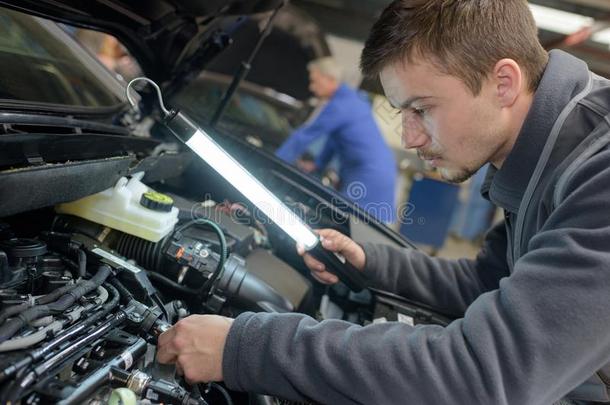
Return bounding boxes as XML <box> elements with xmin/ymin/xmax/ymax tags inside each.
<box><xmin>592</xmin><ymin>28</ymin><xmax>610</xmax><ymax>47</ymax></box>
<box><xmin>167</xmin><ymin>113</ymin><xmax>319</xmax><ymax>250</ymax></box>
<box><xmin>163</xmin><ymin>110</ymin><xmax>367</xmax><ymax>291</ymax></box>
<box><xmin>529</xmin><ymin>4</ymin><xmax>593</xmax><ymax>35</ymax></box>
<box><xmin>184</xmin><ymin>128</ymin><xmax>319</xmax><ymax>249</ymax></box>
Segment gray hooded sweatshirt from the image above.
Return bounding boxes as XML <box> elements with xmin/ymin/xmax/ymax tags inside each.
<box><xmin>222</xmin><ymin>50</ymin><xmax>610</xmax><ymax>405</ymax></box>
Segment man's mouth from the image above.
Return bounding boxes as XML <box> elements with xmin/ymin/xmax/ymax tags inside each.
<box><xmin>417</xmin><ymin>150</ymin><xmax>443</xmax><ymax>167</ymax></box>
<box><xmin>417</xmin><ymin>151</ymin><xmax>442</xmax><ymax>161</ymax></box>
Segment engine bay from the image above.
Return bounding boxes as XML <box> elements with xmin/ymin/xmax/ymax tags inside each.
<box><xmin>0</xmin><ymin>174</ymin><xmax>319</xmax><ymax>404</ymax></box>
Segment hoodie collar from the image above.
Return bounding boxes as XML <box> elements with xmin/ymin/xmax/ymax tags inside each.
<box><xmin>481</xmin><ymin>50</ymin><xmax>590</xmax><ymax>212</ymax></box>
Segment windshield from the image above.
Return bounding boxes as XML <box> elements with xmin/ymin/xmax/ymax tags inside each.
<box><xmin>0</xmin><ymin>8</ymin><xmax>121</xmax><ymax>108</ymax></box>
<box><xmin>172</xmin><ymin>79</ymin><xmax>299</xmax><ymax>136</ymax></box>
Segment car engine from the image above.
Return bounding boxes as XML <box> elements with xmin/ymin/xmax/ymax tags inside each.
<box><xmin>0</xmin><ymin>175</ymin><xmax>313</xmax><ymax>404</ymax></box>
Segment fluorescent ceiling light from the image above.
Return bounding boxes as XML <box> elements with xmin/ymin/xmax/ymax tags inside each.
<box><xmin>529</xmin><ymin>3</ymin><xmax>594</xmax><ymax>35</ymax></box>
<box><xmin>592</xmin><ymin>28</ymin><xmax>610</xmax><ymax>47</ymax></box>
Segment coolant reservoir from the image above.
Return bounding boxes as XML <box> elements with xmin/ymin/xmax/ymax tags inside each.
<box><xmin>56</xmin><ymin>173</ymin><xmax>179</xmax><ymax>242</ymax></box>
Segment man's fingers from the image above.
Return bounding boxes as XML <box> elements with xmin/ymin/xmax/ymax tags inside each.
<box><xmin>156</xmin><ymin>328</ymin><xmax>179</xmax><ymax>364</ymax></box>
<box><xmin>303</xmin><ymin>253</ymin><xmax>325</xmax><ymax>272</ymax></box>
<box><xmin>157</xmin><ymin>327</ymin><xmax>176</xmax><ymax>348</ymax></box>
<box><xmin>320</xmin><ymin>233</ymin><xmax>351</xmax><ymax>252</ymax></box>
<box><xmin>316</xmin><ymin>228</ymin><xmax>342</xmax><ymax>239</ymax></box>
<box><xmin>156</xmin><ymin>346</ymin><xmax>178</xmax><ymax>364</ymax></box>
<box><xmin>299</xmin><ymin>229</ymin><xmax>356</xmax><ymax>285</ymax></box>
<box><xmin>311</xmin><ymin>271</ymin><xmax>339</xmax><ymax>285</ymax></box>
<box><xmin>315</xmin><ymin>229</ymin><xmax>352</xmax><ymax>253</ymax></box>
<box><xmin>296</xmin><ymin>243</ymin><xmax>305</xmax><ymax>256</ymax></box>
<box><xmin>175</xmin><ymin>362</ymin><xmax>184</xmax><ymax>377</ymax></box>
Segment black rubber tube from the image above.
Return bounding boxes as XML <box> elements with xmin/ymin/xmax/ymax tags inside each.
<box><xmin>108</xmin><ymin>278</ymin><xmax>134</xmax><ymax>303</ymax></box>
<box><xmin>37</xmin><ymin>282</ymin><xmax>80</xmax><ymax>305</ymax></box>
<box><xmin>0</xmin><ymin>281</ymin><xmax>81</xmax><ymax>325</ymax></box>
<box><xmin>0</xmin><ymin>303</ymin><xmax>28</xmax><ymax>326</ymax></box>
<box><xmin>0</xmin><ymin>265</ymin><xmax>112</xmax><ymax>343</ymax></box>
<box><xmin>147</xmin><ymin>271</ymin><xmax>199</xmax><ymax>295</ymax></box>
<box><xmin>0</xmin><ymin>282</ymin><xmax>120</xmax><ymax>384</ymax></box>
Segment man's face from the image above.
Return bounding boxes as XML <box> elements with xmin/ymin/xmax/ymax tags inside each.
<box><xmin>380</xmin><ymin>59</ymin><xmax>508</xmax><ymax>183</ymax></box>
<box><xmin>309</xmin><ymin>68</ymin><xmax>337</xmax><ymax>99</ymax></box>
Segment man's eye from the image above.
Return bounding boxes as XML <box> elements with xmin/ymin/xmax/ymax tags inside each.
<box><xmin>412</xmin><ymin>107</ymin><xmax>426</xmax><ymax>116</ymax></box>
<box><xmin>393</xmin><ymin>109</ymin><xmax>402</xmax><ymax>117</ymax></box>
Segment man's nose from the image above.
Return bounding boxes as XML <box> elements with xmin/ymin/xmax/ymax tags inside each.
<box><xmin>401</xmin><ymin>118</ymin><xmax>429</xmax><ymax>149</ymax></box>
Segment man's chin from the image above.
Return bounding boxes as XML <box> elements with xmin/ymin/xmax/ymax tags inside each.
<box><xmin>439</xmin><ymin>167</ymin><xmax>475</xmax><ymax>184</ymax></box>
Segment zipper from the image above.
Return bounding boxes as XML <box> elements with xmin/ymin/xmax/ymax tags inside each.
<box><xmin>504</xmin><ymin>211</ymin><xmax>515</xmax><ymax>270</ymax></box>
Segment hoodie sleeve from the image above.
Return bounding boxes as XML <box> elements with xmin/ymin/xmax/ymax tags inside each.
<box><xmin>222</xmin><ymin>149</ymin><xmax>610</xmax><ymax>405</ymax></box>
<box><xmin>359</xmin><ymin>220</ymin><xmax>511</xmax><ymax>316</ymax></box>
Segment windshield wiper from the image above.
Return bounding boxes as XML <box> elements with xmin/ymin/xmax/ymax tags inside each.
<box><xmin>0</xmin><ymin>112</ymin><xmax>129</xmax><ymax>135</ymax></box>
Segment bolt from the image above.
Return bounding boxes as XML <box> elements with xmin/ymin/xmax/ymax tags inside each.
<box><xmin>74</xmin><ymin>357</ymin><xmax>91</xmax><ymax>374</ymax></box>
<box><xmin>91</xmin><ymin>345</ymin><xmax>106</xmax><ymax>360</ymax></box>
<box><xmin>129</xmin><ymin>312</ymin><xmax>142</xmax><ymax>323</ymax></box>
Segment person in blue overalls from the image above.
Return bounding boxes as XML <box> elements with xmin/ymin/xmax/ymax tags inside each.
<box><xmin>276</xmin><ymin>57</ymin><xmax>397</xmax><ymax>223</ymax></box>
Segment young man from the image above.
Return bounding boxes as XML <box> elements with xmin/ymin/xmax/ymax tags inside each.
<box><xmin>157</xmin><ymin>1</ymin><xmax>610</xmax><ymax>404</ymax></box>
<box><xmin>276</xmin><ymin>57</ymin><xmax>398</xmax><ymax>223</ymax></box>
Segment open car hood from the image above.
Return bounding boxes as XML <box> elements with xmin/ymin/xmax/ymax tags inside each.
<box><xmin>0</xmin><ymin>0</ymin><xmax>284</xmax><ymax>91</ymax></box>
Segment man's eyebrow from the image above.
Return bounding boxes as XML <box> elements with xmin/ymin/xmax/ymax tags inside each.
<box><xmin>391</xmin><ymin>96</ymin><xmax>433</xmax><ymax>110</ymax></box>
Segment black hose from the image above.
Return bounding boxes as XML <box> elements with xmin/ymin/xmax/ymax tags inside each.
<box><xmin>98</xmin><ymin>283</ymin><xmax>120</xmax><ymax>318</ymax></box>
<box><xmin>109</xmin><ymin>278</ymin><xmax>134</xmax><ymax>304</ymax></box>
<box><xmin>0</xmin><ymin>303</ymin><xmax>28</xmax><ymax>326</ymax></box>
<box><xmin>147</xmin><ymin>271</ymin><xmax>199</xmax><ymax>295</ymax></box>
<box><xmin>0</xmin><ymin>265</ymin><xmax>112</xmax><ymax>343</ymax></box>
<box><xmin>151</xmin><ymin>292</ymin><xmax>170</xmax><ymax>322</ymax></box>
<box><xmin>0</xmin><ymin>282</ymin><xmax>120</xmax><ymax>385</ymax></box>
<box><xmin>37</xmin><ymin>282</ymin><xmax>80</xmax><ymax>305</ymax></box>
<box><xmin>0</xmin><ymin>281</ymin><xmax>82</xmax><ymax>325</ymax></box>
<box><xmin>209</xmin><ymin>383</ymin><xmax>233</xmax><ymax>405</ymax></box>
<box><xmin>115</xmin><ymin>232</ymin><xmax>169</xmax><ymax>273</ymax></box>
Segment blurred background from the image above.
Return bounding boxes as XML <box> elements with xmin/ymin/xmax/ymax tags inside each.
<box><xmin>69</xmin><ymin>0</ymin><xmax>610</xmax><ymax>260</ymax></box>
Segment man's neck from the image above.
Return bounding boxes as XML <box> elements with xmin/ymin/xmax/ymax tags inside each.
<box><xmin>491</xmin><ymin>91</ymin><xmax>535</xmax><ymax>169</ymax></box>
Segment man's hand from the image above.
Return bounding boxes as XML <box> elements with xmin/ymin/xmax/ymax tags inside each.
<box><xmin>156</xmin><ymin>315</ymin><xmax>233</xmax><ymax>383</ymax></box>
<box><xmin>297</xmin><ymin>229</ymin><xmax>366</xmax><ymax>285</ymax></box>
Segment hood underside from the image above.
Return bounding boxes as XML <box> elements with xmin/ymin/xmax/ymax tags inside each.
<box><xmin>0</xmin><ymin>0</ymin><xmax>284</xmax><ymax>89</ymax></box>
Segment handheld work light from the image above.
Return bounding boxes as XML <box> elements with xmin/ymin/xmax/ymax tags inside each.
<box><xmin>127</xmin><ymin>78</ymin><xmax>366</xmax><ymax>291</ymax></box>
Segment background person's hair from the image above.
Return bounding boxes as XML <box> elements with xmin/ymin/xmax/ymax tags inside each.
<box><xmin>360</xmin><ymin>0</ymin><xmax>549</xmax><ymax>95</ymax></box>
<box><xmin>308</xmin><ymin>57</ymin><xmax>344</xmax><ymax>82</ymax></box>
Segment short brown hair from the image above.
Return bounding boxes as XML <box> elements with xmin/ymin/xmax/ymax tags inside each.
<box><xmin>360</xmin><ymin>0</ymin><xmax>549</xmax><ymax>94</ymax></box>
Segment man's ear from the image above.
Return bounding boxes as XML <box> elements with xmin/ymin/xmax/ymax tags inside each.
<box><xmin>493</xmin><ymin>59</ymin><xmax>523</xmax><ymax>108</ymax></box>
